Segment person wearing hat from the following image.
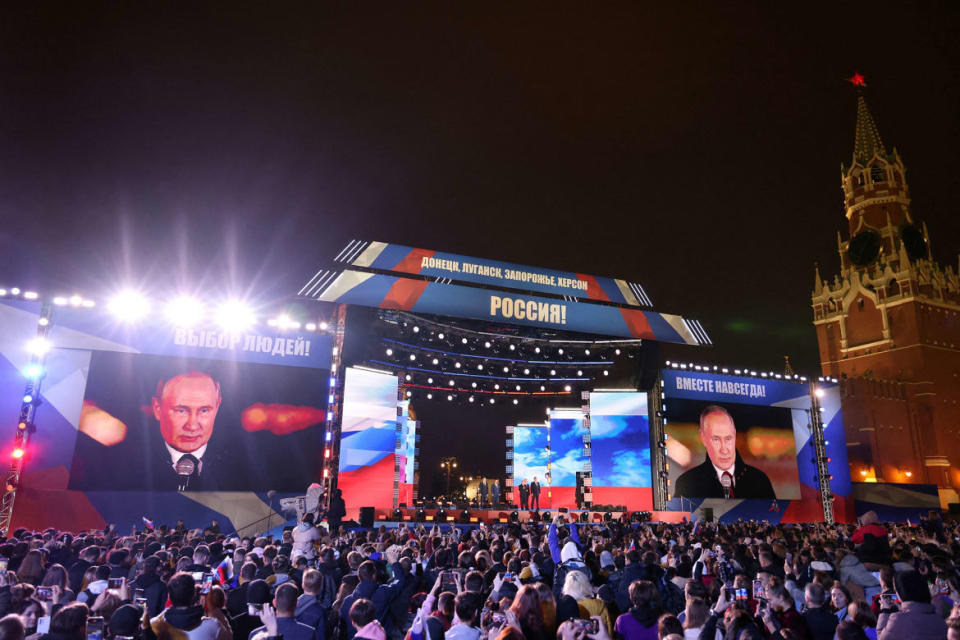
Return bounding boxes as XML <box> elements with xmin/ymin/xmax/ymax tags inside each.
<box><xmin>150</xmin><ymin>572</ymin><xmax>227</xmax><ymax>640</ymax></box>
<box><xmin>230</xmin><ymin>579</ymin><xmax>272</xmax><ymax>640</ymax></box>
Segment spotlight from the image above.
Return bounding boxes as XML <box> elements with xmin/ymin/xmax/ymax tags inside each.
<box><xmin>447</xmin><ymin>395</ymin><xmax>453</xmax><ymax>401</ymax></box>
<box><xmin>436</xmin><ymin>508</ymin><xmax>448</xmax><ymax>522</ymax></box>
<box><xmin>460</xmin><ymin>509</ymin><xmax>471</xmax><ymax>523</ymax></box>
<box><xmin>392</xmin><ymin>508</ymin><xmax>404</xmax><ymax>520</ymax></box>
<box><xmin>406</xmin><ymin>391</ymin><xmax>412</xmax><ymax>397</ymax></box>
<box><xmin>432</xmin><ymin>358</ymin><xmax>439</xmax><ymax>365</ymax></box>
<box><xmin>494</xmin><ymin>384</ymin><xmax>500</xmax><ymax>390</ymax></box>
<box><xmin>564</xmin><ymin>385</ymin><xmax>571</xmax><ymax>392</ymax></box>
<box><xmin>534</xmin><ymin>347</ymin><xmax>541</xmax><ymax>353</ymax></box>
<box><xmin>509</xmin><ymin>344</ymin><xmax>516</xmax><ymax>351</ymax></box>
<box><xmin>484</xmin><ymin>341</ymin><xmax>491</xmax><ymax>348</ymax></box>
<box><xmin>409</xmin><ymin>354</ymin><xmax>416</xmax><ymax>361</ymax></box>
<box><xmin>523</xmin><ymin>368</ymin><xmax>530</xmax><ymax>375</ymax></box>
<box><xmin>22</xmin><ymin>394</ymin><xmax>33</xmax><ymax>404</ymax></box>
<box><xmin>489</xmin><ymin>398</ymin><xmax>495</xmax><ymax>404</ymax></box>
<box><xmin>319</xmin><ymin>321</ymin><xmax>329</xmax><ymax>330</ymax></box>
<box><xmin>468</xmin><ymin>397</ymin><xmax>474</xmax><ymax>403</ymax></box>
<box><xmin>164</xmin><ymin>296</ymin><xmax>204</xmax><ymax>327</ymax></box>
<box><xmin>503</xmin><ymin>367</ymin><xmax>509</xmax><ymax>373</ymax></box>
<box><xmin>585</xmin><ymin>349</ymin><xmax>590</xmax><ymax>355</ymax></box>
<box><xmin>38</xmin><ymin>317</ymin><xmax>49</xmax><ymax>326</ymax></box>
<box><xmin>305</xmin><ymin>323</ymin><xmax>317</xmax><ymax>331</ymax></box>
<box><xmin>477</xmin><ymin>364</ymin><xmax>483</xmax><ymax>370</ymax></box>
<box><xmin>603</xmin><ymin>370</ymin><xmax>609</xmax><ymax>376</ymax></box>
<box><xmin>558</xmin><ymin>348</ymin><xmax>564</xmax><ymax>355</ymax></box>
<box><xmin>615</xmin><ymin>348</ymin><xmax>621</xmax><ymax>355</ymax></box>
<box><xmin>462</xmin><ymin>338</ymin><xmax>468</xmax><ymax>344</ymax></box>
<box><xmin>70</xmin><ymin>295</ymin><xmax>84</xmax><ymax>307</ymax></box>
<box><xmin>515</xmin><ymin>385</ymin><xmax>521</xmax><ymax>390</ymax></box>
<box><xmin>23</xmin><ymin>291</ymin><xmax>38</xmax><ymax>300</ymax></box>
<box><xmin>449</xmin><ymin>380</ymin><xmax>455</xmax><ymax>386</ymax></box>
<box><xmin>427</xmin><ymin>377</ymin><xmax>433</xmax><ymax>384</ymax></box>
<box><xmin>386</xmin><ymin>348</ymin><xmax>394</xmax><ymax>356</ymax></box>
<box><xmin>108</xmin><ymin>290</ymin><xmax>149</xmax><ymax>322</ymax></box>
<box><xmin>540</xmin><ymin>385</ymin><xmax>545</xmax><ymax>391</ymax></box>
<box><xmin>471</xmin><ymin>382</ymin><xmax>477</xmax><ymax>388</ymax></box>
<box><xmin>413</xmin><ymin>326</ymin><xmax>420</xmax><ymax>333</ymax></box>
<box><xmin>26</xmin><ymin>337</ymin><xmax>51</xmax><ymax>356</ymax></box>
<box><xmin>550</xmin><ymin>369</ymin><xmax>556</xmax><ymax>376</ymax></box>
<box><xmin>216</xmin><ymin>300</ymin><xmax>256</xmax><ymax>332</ymax></box>
<box><xmin>23</xmin><ymin>364</ymin><xmax>43</xmax><ymax>379</ymax></box>
<box><xmin>437</xmin><ymin>333</ymin><xmax>445</xmax><ymax>340</ymax></box>
<box><xmin>455</xmin><ymin>362</ymin><xmax>462</xmax><ymax>369</ymax></box>
<box><xmin>579</xmin><ymin>511</ymin><xmax>589</xmax><ymax>523</ymax></box>
<box><xmin>405</xmin><ymin>374</ymin><xmax>412</xmax><ymax>381</ymax></box>
<box><xmin>512</xmin><ymin>399</ymin><xmax>518</xmax><ymax>405</ymax></box>
<box><xmin>11</xmin><ymin>448</ymin><xmax>25</xmax><ymax>460</ymax></box>
<box><xmin>509</xmin><ymin>511</ymin><xmax>519</xmax><ymax>523</ymax></box>
<box><xmin>427</xmin><ymin>393</ymin><xmax>433</xmax><ymax>399</ymax></box>
<box><xmin>577</xmin><ymin>370</ymin><xmax>583</xmax><ymax>376</ymax></box>
<box><xmin>415</xmin><ymin>508</ymin><xmax>427</xmax><ymax>522</ymax></box>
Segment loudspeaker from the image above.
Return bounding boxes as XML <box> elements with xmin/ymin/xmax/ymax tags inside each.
<box><xmin>634</xmin><ymin>340</ymin><xmax>660</xmax><ymax>391</ymax></box>
<box><xmin>359</xmin><ymin>507</ymin><xmax>375</xmax><ymax>528</ymax></box>
<box><xmin>701</xmin><ymin>507</ymin><xmax>714</xmax><ymax>523</ymax></box>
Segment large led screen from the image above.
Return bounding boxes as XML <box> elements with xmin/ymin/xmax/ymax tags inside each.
<box><xmin>548</xmin><ymin>410</ymin><xmax>588</xmax><ymax>510</ymax></box>
<box><xmin>69</xmin><ymin>352</ymin><xmax>328</xmax><ymax>491</ymax></box>
<box><xmin>589</xmin><ymin>392</ymin><xmax>652</xmax><ymax>509</ymax></box>
<box><xmin>512</xmin><ymin>425</ymin><xmax>549</xmax><ymax>505</ymax></box>
<box><xmin>337</xmin><ymin>367</ymin><xmax>398</xmax><ymax>516</ymax></box>
<box><xmin>664</xmin><ymin>376</ymin><xmax>802</xmax><ymax>500</ymax></box>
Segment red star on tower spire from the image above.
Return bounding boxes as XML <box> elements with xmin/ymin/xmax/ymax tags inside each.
<box><xmin>847</xmin><ymin>72</ymin><xmax>866</xmax><ymax>87</ymax></box>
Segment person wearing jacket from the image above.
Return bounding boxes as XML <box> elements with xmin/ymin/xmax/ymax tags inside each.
<box><xmin>338</xmin><ymin>561</ymin><xmax>407</xmax><ymax>640</ymax></box>
<box><xmin>876</xmin><ymin>570</ymin><xmax>946</xmax><ymax>640</ymax></box>
<box><xmin>250</xmin><ymin>583</ymin><xmax>316</xmax><ymax>640</ymax></box>
<box><xmin>836</xmin><ymin>550</ymin><xmax>881</xmax><ymax>602</ymax></box>
<box><xmin>150</xmin><ymin>572</ymin><xmax>229</xmax><ymax>640</ymax></box>
<box><xmin>292</xmin><ymin>515</ymin><xmax>321</xmax><ymax>562</ymax></box>
<box><xmin>129</xmin><ymin>557</ymin><xmax>168</xmax><ymax>619</ymax></box>
<box><xmin>562</xmin><ymin>571</ymin><xmax>613</xmax><ymax>635</ymax></box>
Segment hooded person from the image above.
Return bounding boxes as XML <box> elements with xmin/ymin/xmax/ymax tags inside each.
<box><xmin>150</xmin><ymin>572</ymin><xmax>228</xmax><ymax>640</ymax></box>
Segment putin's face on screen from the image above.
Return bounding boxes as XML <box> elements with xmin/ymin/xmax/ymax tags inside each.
<box><xmin>152</xmin><ymin>372</ymin><xmax>221</xmax><ymax>453</ymax></box>
<box><xmin>700</xmin><ymin>409</ymin><xmax>737</xmax><ymax>470</ymax></box>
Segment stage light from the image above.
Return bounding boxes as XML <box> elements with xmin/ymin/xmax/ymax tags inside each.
<box><xmin>513</xmin><ymin>399</ymin><xmax>518</xmax><ymax>405</ymax></box>
<box><xmin>603</xmin><ymin>370</ymin><xmax>609</xmax><ymax>376</ymax></box>
<box><xmin>10</xmin><ymin>288</ymin><xmax>20</xmax><ymax>295</ymax></box>
<box><xmin>815</xmin><ymin>388</ymin><xmax>825</xmax><ymax>398</ymax></box>
<box><xmin>477</xmin><ymin>364</ymin><xmax>483</xmax><ymax>370</ymax></box>
<box><xmin>319</xmin><ymin>321</ymin><xmax>329</xmax><ymax>330</ymax></box>
<box><xmin>585</xmin><ymin>349</ymin><xmax>590</xmax><ymax>355</ymax></box>
<box><xmin>24</xmin><ymin>291</ymin><xmax>38</xmax><ymax>300</ymax></box>
<box><xmin>413</xmin><ymin>326</ymin><xmax>420</xmax><ymax>333</ymax></box>
<box><xmin>540</xmin><ymin>385</ymin><xmax>545</xmax><ymax>391</ymax></box>
<box><xmin>484</xmin><ymin>341</ymin><xmax>491</xmax><ymax>348</ymax></box>
<box><xmin>523</xmin><ymin>368</ymin><xmax>530</xmax><ymax>375</ymax></box>
<box><xmin>164</xmin><ymin>296</ymin><xmax>205</xmax><ymax>327</ymax></box>
<box><xmin>447</xmin><ymin>395</ymin><xmax>453</xmax><ymax>401</ymax></box>
<box><xmin>503</xmin><ymin>366</ymin><xmax>509</xmax><ymax>373</ymax></box>
<box><xmin>436</xmin><ymin>508</ymin><xmax>447</xmax><ymax>522</ymax></box>
<box><xmin>409</xmin><ymin>354</ymin><xmax>416</xmax><ymax>361</ymax></box>
<box><xmin>215</xmin><ymin>300</ymin><xmax>256</xmax><ymax>332</ymax></box>
<box><xmin>577</xmin><ymin>370</ymin><xmax>583</xmax><ymax>376</ymax></box>
<box><xmin>534</xmin><ymin>347</ymin><xmax>541</xmax><ymax>353</ymax></box>
<box><xmin>51</xmin><ymin>296</ymin><xmax>66</xmax><ymax>305</ymax></box>
<box><xmin>108</xmin><ymin>290</ymin><xmax>149</xmax><ymax>322</ymax></box>
<box><xmin>449</xmin><ymin>380</ymin><xmax>455</xmax><ymax>386</ymax></box>
<box><xmin>455</xmin><ymin>362</ymin><xmax>462</xmax><ymax>368</ymax></box>
<box><xmin>469</xmin><ymin>397</ymin><xmax>474</xmax><ymax>403</ymax></box>
<box><xmin>71</xmin><ymin>295</ymin><xmax>84</xmax><ymax>306</ymax></box>
<box><xmin>23</xmin><ymin>364</ymin><xmax>43</xmax><ymax>379</ymax></box>
<box><xmin>432</xmin><ymin>358</ymin><xmax>439</xmax><ymax>365</ymax></box>
<box><xmin>0</xmin><ymin>289</ymin><xmax>7</xmax><ymax>296</ymax></box>
<box><xmin>471</xmin><ymin>382</ymin><xmax>477</xmax><ymax>388</ymax></box>
<box><xmin>615</xmin><ymin>348</ymin><xmax>621</xmax><ymax>355</ymax></box>
<box><xmin>462</xmin><ymin>337</ymin><xmax>468</xmax><ymax>344</ymax></box>
<box><xmin>11</xmin><ymin>448</ymin><xmax>25</xmax><ymax>460</ymax></box>
<box><xmin>564</xmin><ymin>385</ymin><xmax>571</xmax><ymax>392</ymax></box>
<box><xmin>415</xmin><ymin>508</ymin><xmax>427</xmax><ymax>522</ymax></box>
<box><xmin>26</xmin><ymin>338</ymin><xmax>51</xmax><ymax>356</ymax></box>
<box><xmin>386</xmin><ymin>348</ymin><xmax>394</xmax><ymax>356</ymax></box>
<box><xmin>550</xmin><ymin>369</ymin><xmax>556</xmax><ymax>376</ymax></box>
<box><xmin>305</xmin><ymin>323</ymin><xmax>317</xmax><ymax>331</ymax></box>
<box><xmin>558</xmin><ymin>348</ymin><xmax>564</xmax><ymax>355</ymax></box>
<box><xmin>515</xmin><ymin>385</ymin><xmax>521</xmax><ymax>390</ymax></box>
<box><xmin>427</xmin><ymin>378</ymin><xmax>433</xmax><ymax>384</ymax></box>
<box><xmin>509</xmin><ymin>344</ymin><xmax>515</xmax><ymax>351</ymax></box>
<box><xmin>438</xmin><ymin>332</ymin><xmax>445</xmax><ymax>340</ymax></box>
<box><xmin>509</xmin><ymin>511</ymin><xmax>519</xmax><ymax>523</ymax></box>
<box><xmin>494</xmin><ymin>384</ymin><xmax>500</xmax><ymax>390</ymax></box>
<box><xmin>427</xmin><ymin>393</ymin><xmax>433</xmax><ymax>399</ymax></box>
<box><xmin>406</xmin><ymin>391</ymin><xmax>412</xmax><ymax>397</ymax></box>
<box><xmin>405</xmin><ymin>374</ymin><xmax>412</xmax><ymax>381</ymax></box>
<box><xmin>38</xmin><ymin>317</ymin><xmax>49</xmax><ymax>326</ymax></box>
<box><xmin>489</xmin><ymin>398</ymin><xmax>495</xmax><ymax>404</ymax></box>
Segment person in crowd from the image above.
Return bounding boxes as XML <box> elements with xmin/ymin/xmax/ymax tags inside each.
<box><xmin>876</xmin><ymin>569</ymin><xmax>946</xmax><ymax>639</ymax></box>
<box><xmin>802</xmin><ymin>582</ymin><xmax>838</xmax><ymax>640</ymax></box>
<box><xmin>150</xmin><ymin>572</ymin><xmax>228</xmax><ymax>640</ymax></box>
<box><xmin>293</xmin><ymin>515</ymin><xmax>321</xmax><ymax>562</ymax></box>
<box><xmin>348</xmin><ymin>600</ymin><xmax>383</xmax><ymax>640</ymax></box>
<box><xmin>203</xmin><ymin>587</ymin><xmax>234</xmax><ymax>640</ymax></box>
<box><xmin>0</xmin><ymin>614</ymin><xmax>25</xmax><ymax>640</ymax></box>
<box><xmin>851</xmin><ymin>512</ymin><xmax>890</xmax><ymax>568</ymax></box>
<box><xmin>830</xmin><ymin>583</ymin><xmax>852</xmax><ymax>625</ymax></box>
<box><xmin>615</xmin><ymin>580</ymin><xmax>662</xmax><ymax>640</ymax></box>
<box><xmin>339</xmin><ymin>561</ymin><xmax>407</xmax><ymax>640</ymax></box>
<box><xmin>250</xmin><ymin>584</ymin><xmax>315</xmax><ymax>640</ymax></box>
<box><xmin>44</xmin><ymin>602</ymin><xmax>88</xmax><ymax>640</ymax></box>
<box><xmin>561</xmin><ymin>571</ymin><xmax>612</xmax><ymax>635</ymax></box>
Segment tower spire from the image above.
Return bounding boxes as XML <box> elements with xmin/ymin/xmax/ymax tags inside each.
<box><xmin>854</xmin><ymin>93</ymin><xmax>887</xmax><ymax>164</ymax></box>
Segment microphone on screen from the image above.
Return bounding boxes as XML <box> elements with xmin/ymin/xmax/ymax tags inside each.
<box><xmin>175</xmin><ymin>456</ymin><xmax>196</xmax><ymax>492</ymax></box>
<box><xmin>720</xmin><ymin>473</ymin><xmax>732</xmax><ymax>500</ymax></box>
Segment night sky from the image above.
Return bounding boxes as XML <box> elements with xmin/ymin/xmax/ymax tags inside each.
<box><xmin>2</xmin><ymin>5</ymin><xmax>959</xmax><ymax>374</ymax></box>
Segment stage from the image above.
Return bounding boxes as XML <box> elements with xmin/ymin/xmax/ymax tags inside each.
<box><xmin>371</xmin><ymin>506</ymin><xmax>690</xmax><ymax>525</ymax></box>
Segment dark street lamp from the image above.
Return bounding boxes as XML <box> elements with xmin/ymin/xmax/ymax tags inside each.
<box><xmin>439</xmin><ymin>456</ymin><xmax>458</xmax><ymax>495</ymax></box>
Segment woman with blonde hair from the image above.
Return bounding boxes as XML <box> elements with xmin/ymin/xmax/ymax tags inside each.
<box><xmin>563</xmin><ymin>570</ymin><xmax>613</xmax><ymax>635</ymax></box>
<box><xmin>534</xmin><ymin>582</ymin><xmax>557</xmax><ymax>637</ymax></box>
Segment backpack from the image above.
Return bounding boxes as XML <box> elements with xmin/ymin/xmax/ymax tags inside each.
<box><xmin>552</xmin><ymin>561</ymin><xmax>591</xmax><ymax>601</ymax></box>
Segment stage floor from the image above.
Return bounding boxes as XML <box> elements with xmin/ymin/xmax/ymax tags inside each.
<box><xmin>373</xmin><ymin>507</ymin><xmax>689</xmax><ymax>524</ymax></box>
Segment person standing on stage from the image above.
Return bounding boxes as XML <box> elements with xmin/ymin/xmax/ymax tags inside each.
<box><xmin>327</xmin><ymin>488</ymin><xmax>346</xmax><ymax>533</ymax></box>
<box><xmin>519</xmin><ymin>479</ymin><xmax>530</xmax><ymax>509</ymax></box>
<box><xmin>531</xmin><ymin>476</ymin><xmax>541</xmax><ymax>510</ymax></box>
<box><xmin>478</xmin><ymin>477</ymin><xmax>489</xmax><ymax>507</ymax></box>
<box><xmin>491</xmin><ymin>478</ymin><xmax>500</xmax><ymax>506</ymax></box>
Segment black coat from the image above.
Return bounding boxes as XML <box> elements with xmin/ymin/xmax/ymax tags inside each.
<box><xmin>530</xmin><ymin>482</ymin><xmax>541</xmax><ymax>497</ymax></box>
<box><xmin>674</xmin><ymin>453</ymin><xmax>775</xmax><ymax>499</ymax></box>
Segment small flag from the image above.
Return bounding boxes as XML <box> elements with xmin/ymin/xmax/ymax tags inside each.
<box><xmin>216</xmin><ymin>556</ymin><xmax>234</xmax><ymax>588</ymax></box>
<box><xmin>142</xmin><ymin>517</ymin><xmax>155</xmax><ymax>531</ymax></box>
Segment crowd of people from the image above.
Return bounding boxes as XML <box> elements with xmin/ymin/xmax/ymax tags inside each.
<box><xmin>0</xmin><ymin>510</ymin><xmax>958</xmax><ymax>640</ymax></box>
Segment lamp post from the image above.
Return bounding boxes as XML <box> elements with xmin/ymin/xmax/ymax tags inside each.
<box><xmin>439</xmin><ymin>456</ymin><xmax>458</xmax><ymax>496</ymax></box>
